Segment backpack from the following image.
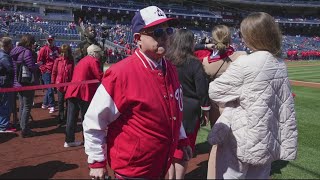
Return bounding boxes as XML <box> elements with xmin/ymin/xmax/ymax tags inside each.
<box><xmin>13</xmin><ymin>50</ymin><xmax>34</xmax><ymax>86</ymax></box>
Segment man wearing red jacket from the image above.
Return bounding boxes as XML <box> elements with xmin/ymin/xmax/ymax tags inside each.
<box><xmin>83</xmin><ymin>6</ymin><xmax>192</xmax><ymax>179</ymax></box>
<box><xmin>37</xmin><ymin>35</ymin><xmax>60</xmax><ymax>113</ymax></box>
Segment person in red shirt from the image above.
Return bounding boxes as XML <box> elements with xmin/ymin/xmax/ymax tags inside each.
<box><xmin>37</xmin><ymin>35</ymin><xmax>60</xmax><ymax>113</ymax></box>
<box><xmin>63</xmin><ymin>44</ymin><xmax>103</xmax><ymax>148</ymax></box>
<box><xmin>83</xmin><ymin>6</ymin><xmax>192</xmax><ymax>179</ymax></box>
<box><xmin>287</xmin><ymin>50</ymin><xmax>292</xmax><ymax>60</ymax></box>
<box><xmin>51</xmin><ymin>44</ymin><xmax>74</xmax><ymax>126</ymax></box>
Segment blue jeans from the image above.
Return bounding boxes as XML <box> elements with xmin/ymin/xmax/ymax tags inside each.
<box><xmin>0</xmin><ymin>92</ymin><xmax>13</xmax><ymax>130</ymax></box>
<box><xmin>42</xmin><ymin>72</ymin><xmax>55</xmax><ymax>107</ymax></box>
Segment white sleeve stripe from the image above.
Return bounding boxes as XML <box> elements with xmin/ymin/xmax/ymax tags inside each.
<box><xmin>201</xmin><ymin>106</ymin><xmax>211</xmax><ymax>111</ymax></box>
<box><xmin>179</xmin><ymin>123</ymin><xmax>187</xmax><ymax>139</ymax></box>
<box><xmin>83</xmin><ymin>85</ymin><xmax>121</xmax><ymax>164</ymax></box>
<box><xmin>135</xmin><ymin>51</ymin><xmax>148</xmax><ymax>68</ymax></box>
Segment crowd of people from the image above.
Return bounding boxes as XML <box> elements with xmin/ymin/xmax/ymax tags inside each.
<box><xmin>287</xmin><ymin>49</ymin><xmax>320</xmax><ymax>60</ymax></box>
<box><xmin>0</xmin><ymin>5</ymin><xmax>298</xmax><ymax>179</ymax></box>
<box><xmin>1</xmin><ymin>10</ymin><xmax>319</xmax><ymax>64</ymax></box>
<box><xmin>0</xmin><ymin>31</ymin><xmax>103</xmax><ymax>140</ymax></box>
<box><xmin>100</xmin><ymin>23</ymin><xmax>320</xmax><ymax>61</ymax></box>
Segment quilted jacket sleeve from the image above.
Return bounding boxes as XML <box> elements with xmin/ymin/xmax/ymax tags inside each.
<box><xmin>207</xmin><ymin>108</ymin><xmax>232</xmax><ymax>145</ymax></box>
<box><xmin>209</xmin><ymin>60</ymin><xmax>244</xmax><ymax>106</ymax></box>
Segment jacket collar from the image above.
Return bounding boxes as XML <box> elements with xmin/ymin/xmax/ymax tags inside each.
<box><xmin>135</xmin><ymin>50</ymin><xmax>167</xmax><ymax>71</ymax></box>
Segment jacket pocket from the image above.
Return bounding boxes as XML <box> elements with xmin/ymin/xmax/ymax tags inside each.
<box><xmin>115</xmin><ymin>130</ymin><xmax>140</xmax><ymax>166</ymax></box>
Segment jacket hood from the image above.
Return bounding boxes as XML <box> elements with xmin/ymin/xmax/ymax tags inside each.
<box><xmin>10</xmin><ymin>46</ymin><xmax>28</xmax><ymax>60</ymax></box>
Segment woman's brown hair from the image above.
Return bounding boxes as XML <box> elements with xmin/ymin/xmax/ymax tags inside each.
<box><xmin>211</xmin><ymin>25</ymin><xmax>231</xmax><ymax>54</ymax></box>
<box><xmin>240</xmin><ymin>12</ymin><xmax>282</xmax><ymax>57</ymax></box>
<box><xmin>166</xmin><ymin>29</ymin><xmax>196</xmax><ymax>66</ymax></box>
<box><xmin>18</xmin><ymin>34</ymin><xmax>35</xmax><ymax>49</ymax></box>
<box><xmin>60</xmin><ymin>44</ymin><xmax>73</xmax><ymax>61</ymax></box>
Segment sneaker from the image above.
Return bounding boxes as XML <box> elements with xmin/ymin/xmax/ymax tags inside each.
<box><xmin>0</xmin><ymin>127</ymin><xmax>17</xmax><ymax>133</ymax></box>
<box><xmin>11</xmin><ymin>123</ymin><xmax>21</xmax><ymax>131</ymax></box>
<box><xmin>64</xmin><ymin>141</ymin><xmax>83</xmax><ymax>148</ymax></box>
<box><xmin>49</xmin><ymin>107</ymin><xmax>55</xmax><ymax>113</ymax></box>
<box><xmin>41</xmin><ymin>104</ymin><xmax>48</xmax><ymax>109</ymax></box>
<box><xmin>21</xmin><ymin>129</ymin><xmax>36</xmax><ymax>138</ymax></box>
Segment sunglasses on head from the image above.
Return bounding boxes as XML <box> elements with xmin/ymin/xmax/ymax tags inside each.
<box><xmin>141</xmin><ymin>27</ymin><xmax>175</xmax><ymax>38</ymax></box>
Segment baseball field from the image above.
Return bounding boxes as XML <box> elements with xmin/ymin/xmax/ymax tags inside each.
<box><xmin>1</xmin><ymin>61</ymin><xmax>319</xmax><ymax>179</ymax></box>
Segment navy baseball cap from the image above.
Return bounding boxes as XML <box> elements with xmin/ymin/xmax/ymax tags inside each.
<box><xmin>131</xmin><ymin>6</ymin><xmax>175</xmax><ymax>33</ymax></box>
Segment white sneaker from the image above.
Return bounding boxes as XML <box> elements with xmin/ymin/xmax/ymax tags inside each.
<box><xmin>41</xmin><ymin>104</ymin><xmax>48</xmax><ymax>109</ymax></box>
<box><xmin>48</xmin><ymin>107</ymin><xmax>55</xmax><ymax>113</ymax></box>
<box><xmin>64</xmin><ymin>141</ymin><xmax>83</xmax><ymax>148</ymax></box>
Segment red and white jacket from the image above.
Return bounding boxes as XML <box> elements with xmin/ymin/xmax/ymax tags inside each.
<box><xmin>37</xmin><ymin>45</ymin><xmax>60</xmax><ymax>74</ymax></box>
<box><xmin>83</xmin><ymin>50</ymin><xmax>189</xmax><ymax>178</ymax></box>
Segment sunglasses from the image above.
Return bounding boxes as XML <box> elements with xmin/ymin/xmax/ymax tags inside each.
<box><xmin>141</xmin><ymin>27</ymin><xmax>175</xmax><ymax>38</ymax></box>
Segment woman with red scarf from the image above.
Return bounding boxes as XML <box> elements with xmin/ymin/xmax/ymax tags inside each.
<box><xmin>51</xmin><ymin>44</ymin><xmax>74</xmax><ymax>126</ymax></box>
<box><xmin>195</xmin><ymin>25</ymin><xmax>247</xmax><ymax>127</ymax></box>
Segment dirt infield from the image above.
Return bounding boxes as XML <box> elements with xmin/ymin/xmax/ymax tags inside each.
<box><xmin>290</xmin><ymin>80</ymin><xmax>320</xmax><ymax>89</ymax></box>
<box><xmin>287</xmin><ymin>64</ymin><xmax>320</xmax><ymax>67</ymax></box>
<box><xmin>0</xmin><ymin>90</ymin><xmax>210</xmax><ymax>179</ymax></box>
<box><xmin>286</xmin><ymin>61</ymin><xmax>320</xmax><ymax>89</ymax></box>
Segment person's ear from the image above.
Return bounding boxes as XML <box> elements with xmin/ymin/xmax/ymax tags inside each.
<box><xmin>134</xmin><ymin>33</ymin><xmax>141</xmax><ymax>44</ymax></box>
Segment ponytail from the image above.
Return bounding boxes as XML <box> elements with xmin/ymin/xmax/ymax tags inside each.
<box><xmin>215</xmin><ymin>42</ymin><xmax>227</xmax><ymax>54</ymax></box>
<box><xmin>211</xmin><ymin>25</ymin><xmax>231</xmax><ymax>55</ymax></box>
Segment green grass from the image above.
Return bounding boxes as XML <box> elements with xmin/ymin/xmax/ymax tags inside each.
<box><xmin>286</xmin><ymin>60</ymin><xmax>320</xmax><ymax>66</ymax></box>
<box><xmin>287</xmin><ymin>66</ymin><xmax>320</xmax><ymax>83</ymax></box>
<box><xmin>195</xmin><ymin>86</ymin><xmax>320</xmax><ymax>179</ymax></box>
<box><xmin>272</xmin><ymin>86</ymin><xmax>320</xmax><ymax>179</ymax></box>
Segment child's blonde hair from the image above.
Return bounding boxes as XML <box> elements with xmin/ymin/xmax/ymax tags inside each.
<box><xmin>211</xmin><ymin>25</ymin><xmax>231</xmax><ymax>54</ymax></box>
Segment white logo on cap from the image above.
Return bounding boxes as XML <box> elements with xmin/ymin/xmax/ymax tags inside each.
<box><xmin>140</xmin><ymin>6</ymin><xmax>168</xmax><ymax>26</ymax></box>
<box><xmin>156</xmin><ymin>8</ymin><xmax>165</xmax><ymax>17</ymax></box>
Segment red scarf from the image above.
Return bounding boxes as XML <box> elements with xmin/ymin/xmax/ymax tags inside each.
<box><xmin>208</xmin><ymin>46</ymin><xmax>235</xmax><ymax>63</ymax></box>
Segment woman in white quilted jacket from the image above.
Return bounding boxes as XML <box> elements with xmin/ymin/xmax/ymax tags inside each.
<box><xmin>207</xmin><ymin>12</ymin><xmax>298</xmax><ymax>179</ymax></box>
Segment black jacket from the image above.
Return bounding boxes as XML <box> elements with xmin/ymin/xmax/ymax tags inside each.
<box><xmin>176</xmin><ymin>57</ymin><xmax>210</xmax><ymax>133</ymax></box>
<box><xmin>194</xmin><ymin>43</ymin><xmax>206</xmax><ymax>51</ymax></box>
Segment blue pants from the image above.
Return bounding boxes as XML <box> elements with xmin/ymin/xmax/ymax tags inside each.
<box><xmin>0</xmin><ymin>92</ymin><xmax>13</xmax><ymax>131</ymax></box>
<box><xmin>42</xmin><ymin>72</ymin><xmax>55</xmax><ymax>107</ymax></box>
